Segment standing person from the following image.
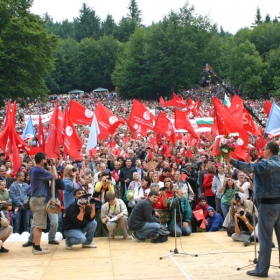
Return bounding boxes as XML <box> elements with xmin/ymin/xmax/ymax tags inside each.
<box><xmin>219</xmin><ymin>178</ymin><xmax>244</xmax><ymax>219</ymax></box>
<box><xmin>203</xmin><ymin>165</ymin><xmax>216</xmax><ymax>210</ymax></box>
<box><xmin>225</xmin><ymin>141</ymin><xmax>280</xmax><ymax>278</ymax></box>
<box><xmin>119</xmin><ymin>159</ymin><xmax>136</xmax><ymax>197</ymax></box>
<box><xmin>9</xmin><ymin>172</ymin><xmax>30</xmax><ymax>233</ymax></box>
<box><xmin>28</xmin><ymin>153</ymin><xmax>57</xmax><ymax>255</ymax></box>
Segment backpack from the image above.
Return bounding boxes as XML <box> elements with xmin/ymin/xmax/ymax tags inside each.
<box><xmin>151</xmin><ymin>234</ymin><xmax>168</xmax><ymax>243</ymax></box>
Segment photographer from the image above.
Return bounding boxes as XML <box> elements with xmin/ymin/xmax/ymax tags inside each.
<box><xmin>0</xmin><ymin>202</ymin><xmax>13</xmax><ymax>253</ymax></box>
<box><xmin>63</xmin><ymin>188</ymin><xmax>97</xmax><ymax>250</ymax></box>
<box><xmin>236</xmin><ymin>172</ymin><xmax>253</xmax><ymax>200</ymax></box>
<box><xmin>231</xmin><ymin>206</ymin><xmax>256</xmax><ymax>242</ymax></box>
<box><xmin>101</xmin><ymin>192</ymin><xmax>130</xmax><ymax>239</ymax></box>
<box><xmin>9</xmin><ymin>172</ymin><xmax>31</xmax><ymax>233</ymax></box>
<box><xmin>63</xmin><ymin>165</ymin><xmax>82</xmax><ymax>209</ymax></box>
<box><xmin>28</xmin><ymin>153</ymin><xmax>57</xmax><ymax>255</ymax></box>
<box><xmin>219</xmin><ymin>177</ymin><xmax>244</xmax><ymax>218</ymax></box>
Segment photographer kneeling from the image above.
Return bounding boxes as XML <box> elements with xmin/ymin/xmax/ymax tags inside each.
<box><xmin>101</xmin><ymin>192</ymin><xmax>130</xmax><ymax>239</ymax></box>
<box><xmin>231</xmin><ymin>206</ymin><xmax>257</xmax><ymax>242</ymax></box>
<box><xmin>63</xmin><ymin>188</ymin><xmax>97</xmax><ymax>250</ymax></box>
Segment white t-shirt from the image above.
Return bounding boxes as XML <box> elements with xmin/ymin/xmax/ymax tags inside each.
<box><xmin>237</xmin><ymin>180</ymin><xmax>251</xmax><ymax>199</ymax></box>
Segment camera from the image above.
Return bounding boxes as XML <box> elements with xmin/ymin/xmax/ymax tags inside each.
<box><xmin>72</xmin><ymin>168</ymin><xmax>77</xmax><ymax>173</ymax></box>
<box><xmin>227</xmin><ymin>178</ymin><xmax>231</xmax><ymax>182</ymax></box>
<box><xmin>89</xmin><ymin>197</ymin><xmax>102</xmax><ymax>209</ymax></box>
<box><xmin>160</xmin><ymin>186</ymin><xmax>166</xmax><ymax>191</ymax></box>
<box><xmin>0</xmin><ymin>201</ymin><xmax>12</xmax><ymax>211</ymax></box>
<box><xmin>239</xmin><ymin>210</ymin><xmax>245</xmax><ymax>216</ymax></box>
<box><xmin>235</xmin><ymin>194</ymin><xmax>241</xmax><ymax>202</ymax></box>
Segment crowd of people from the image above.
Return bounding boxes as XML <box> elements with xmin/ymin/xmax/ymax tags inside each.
<box><xmin>0</xmin><ymin>86</ymin><xmax>278</xmax><ymax>277</ymax></box>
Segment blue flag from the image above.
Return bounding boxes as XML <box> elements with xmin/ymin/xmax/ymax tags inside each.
<box><xmin>265</xmin><ymin>102</ymin><xmax>280</xmax><ymax>136</ymax></box>
<box><xmin>21</xmin><ymin>116</ymin><xmax>35</xmax><ymax>140</ymax></box>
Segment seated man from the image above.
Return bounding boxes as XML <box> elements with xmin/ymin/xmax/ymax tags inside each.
<box><xmin>168</xmin><ymin>188</ymin><xmax>192</xmax><ymax>237</ymax></box>
<box><xmin>63</xmin><ymin>188</ymin><xmax>97</xmax><ymax>250</ymax></box>
<box><xmin>231</xmin><ymin>206</ymin><xmax>257</xmax><ymax>242</ymax></box>
<box><xmin>205</xmin><ymin>206</ymin><xmax>223</xmax><ymax>232</ymax></box>
<box><xmin>0</xmin><ymin>203</ymin><xmax>13</xmax><ymax>253</ymax></box>
<box><xmin>128</xmin><ymin>190</ymin><xmax>169</xmax><ymax>242</ymax></box>
<box><xmin>101</xmin><ymin>192</ymin><xmax>130</xmax><ymax>239</ymax></box>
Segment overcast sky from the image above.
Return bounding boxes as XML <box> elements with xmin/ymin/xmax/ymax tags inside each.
<box><xmin>30</xmin><ymin>0</ymin><xmax>280</xmax><ymax>34</ymax></box>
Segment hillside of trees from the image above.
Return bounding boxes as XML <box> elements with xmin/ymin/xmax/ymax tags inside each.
<box><xmin>1</xmin><ymin>0</ymin><xmax>280</xmax><ymax>103</ymax></box>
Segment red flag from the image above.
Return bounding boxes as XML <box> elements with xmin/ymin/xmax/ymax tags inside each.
<box><xmin>187</xmin><ymin>97</ymin><xmax>195</xmax><ymax>108</ymax></box>
<box><xmin>159</xmin><ymin>96</ymin><xmax>165</xmax><ymax>106</ymax></box>
<box><xmin>174</xmin><ymin>108</ymin><xmax>198</xmax><ymax>139</ymax></box>
<box><xmin>243</xmin><ymin>108</ymin><xmax>260</xmax><ymax>136</ymax></box>
<box><xmin>89</xmin><ymin>148</ymin><xmax>97</xmax><ymax>157</ymax></box>
<box><xmin>38</xmin><ymin>115</ymin><xmax>45</xmax><ymax>152</ymax></box>
<box><xmin>172</xmin><ymin>93</ymin><xmax>186</xmax><ymax>108</ymax></box>
<box><xmin>10</xmin><ymin>133</ymin><xmax>21</xmax><ymax>177</ymax></box>
<box><xmin>4</xmin><ymin>100</ymin><xmax>11</xmax><ymax>128</ymax></box>
<box><xmin>264</xmin><ymin>100</ymin><xmax>272</xmax><ymax>116</ymax></box>
<box><xmin>69</xmin><ymin>100</ymin><xmax>93</xmax><ymax>125</ymax></box>
<box><xmin>229</xmin><ymin>95</ymin><xmax>244</xmax><ymax>121</ymax></box>
<box><xmin>45</xmin><ymin>102</ymin><xmax>62</xmax><ymax>159</ymax></box>
<box><xmin>62</xmin><ymin>108</ymin><xmax>82</xmax><ymax>160</ymax></box>
<box><xmin>127</xmin><ymin>99</ymin><xmax>156</xmax><ymax>135</ymax></box>
<box><xmin>212</xmin><ymin>97</ymin><xmax>248</xmax><ymax>149</ymax></box>
<box><xmin>153</xmin><ymin>112</ymin><xmax>175</xmax><ymax>145</ymax></box>
<box><xmin>95</xmin><ymin>102</ymin><xmax>124</xmax><ymax>139</ymax></box>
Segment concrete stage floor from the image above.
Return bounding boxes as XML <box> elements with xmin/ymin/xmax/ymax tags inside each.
<box><xmin>1</xmin><ymin>231</ymin><xmax>279</xmax><ymax>280</ymax></box>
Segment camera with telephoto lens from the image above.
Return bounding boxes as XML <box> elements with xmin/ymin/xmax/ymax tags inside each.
<box><xmin>160</xmin><ymin>186</ymin><xmax>166</xmax><ymax>191</ymax></box>
<box><xmin>89</xmin><ymin>197</ymin><xmax>102</xmax><ymax>209</ymax></box>
<box><xmin>239</xmin><ymin>210</ymin><xmax>245</xmax><ymax>216</ymax></box>
<box><xmin>235</xmin><ymin>194</ymin><xmax>241</xmax><ymax>202</ymax></box>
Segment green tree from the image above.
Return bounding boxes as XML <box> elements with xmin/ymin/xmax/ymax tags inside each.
<box><xmin>0</xmin><ymin>0</ymin><xmax>58</xmax><ymax>103</ymax></box>
<box><xmin>226</xmin><ymin>40</ymin><xmax>267</xmax><ymax>96</ymax></box>
<box><xmin>127</xmin><ymin>0</ymin><xmax>142</xmax><ymax>24</ymax></box>
<box><xmin>113</xmin><ymin>17</ymin><xmax>138</xmax><ymax>42</ymax></box>
<box><xmin>46</xmin><ymin>38</ymin><xmax>80</xmax><ymax>93</ymax></box>
<box><xmin>100</xmin><ymin>15</ymin><xmax>117</xmax><ymax>37</ymax></box>
<box><xmin>74</xmin><ymin>3</ymin><xmax>100</xmax><ymax>41</ymax></box>
<box><xmin>252</xmin><ymin>6</ymin><xmax>262</xmax><ymax>27</ymax></box>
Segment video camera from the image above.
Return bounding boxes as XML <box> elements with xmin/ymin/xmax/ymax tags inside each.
<box><xmin>159</xmin><ymin>186</ymin><xmax>166</xmax><ymax>191</ymax></box>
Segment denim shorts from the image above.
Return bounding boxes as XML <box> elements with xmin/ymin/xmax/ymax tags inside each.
<box><xmin>30</xmin><ymin>197</ymin><xmax>47</xmax><ymax>229</ymax></box>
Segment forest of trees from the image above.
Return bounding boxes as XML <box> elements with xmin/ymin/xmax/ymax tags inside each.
<box><xmin>1</xmin><ymin>0</ymin><xmax>280</xmax><ymax>103</ymax></box>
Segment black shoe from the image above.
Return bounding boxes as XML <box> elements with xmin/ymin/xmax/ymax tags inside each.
<box><xmin>247</xmin><ymin>270</ymin><xmax>268</xmax><ymax>278</ymax></box>
<box><xmin>132</xmin><ymin>232</ymin><xmax>145</xmax><ymax>242</ymax></box>
<box><xmin>0</xmin><ymin>246</ymin><xmax>9</xmax><ymax>253</ymax></box>
<box><xmin>22</xmin><ymin>241</ymin><xmax>34</xmax><ymax>247</ymax></box>
<box><xmin>48</xmin><ymin>240</ymin><xmax>59</xmax><ymax>245</ymax></box>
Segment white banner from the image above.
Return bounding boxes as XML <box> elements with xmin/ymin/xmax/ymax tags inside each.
<box><xmin>24</xmin><ymin>111</ymin><xmax>54</xmax><ymax>125</ymax></box>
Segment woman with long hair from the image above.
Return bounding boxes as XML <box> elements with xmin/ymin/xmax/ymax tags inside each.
<box><xmin>63</xmin><ymin>165</ymin><xmax>80</xmax><ymax>209</ymax></box>
<box><xmin>219</xmin><ymin>177</ymin><xmax>244</xmax><ymax>218</ymax></box>
<box><xmin>150</xmin><ymin>172</ymin><xmax>164</xmax><ymax>189</ymax></box>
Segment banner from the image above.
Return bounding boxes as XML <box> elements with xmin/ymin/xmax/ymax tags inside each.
<box><xmin>24</xmin><ymin>111</ymin><xmax>54</xmax><ymax>124</ymax></box>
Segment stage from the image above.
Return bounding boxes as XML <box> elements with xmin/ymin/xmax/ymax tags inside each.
<box><xmin>1</xmin><ymin>231</ymin><xmax>279</xmax><ymax>280</ymax></box>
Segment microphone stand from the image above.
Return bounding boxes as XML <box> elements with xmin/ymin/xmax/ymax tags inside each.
<box><xmin>160</xmin><ymin>196</ymin><xmax>198</xmax><ymax>260</ymax></box>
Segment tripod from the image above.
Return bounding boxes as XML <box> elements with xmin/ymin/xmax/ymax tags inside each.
<box><xmin>160</xmin><ymin>202</ymin><xmax>198</xmax><ymax>260</ymax></box>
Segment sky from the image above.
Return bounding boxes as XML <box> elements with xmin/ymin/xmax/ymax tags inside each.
<box><xmin>30</xmin><ymin>0</ymin><xmax>280</xmax><ymax>34</ymax></box>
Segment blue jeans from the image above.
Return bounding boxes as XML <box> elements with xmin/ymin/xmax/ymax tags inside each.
<box><xmin>64</xmin><ymin>220</ymin><xmax>97</xmax><ymax>246</ymax></box>
<box><xmin>221</xmin><ymin>203</ymin><xmax>231</xmax><ymax>219</ymax></box>
<box><xmin>136</xmin><ymin>222</ymin><xmax>160</xmax><ymax>239</ymax></box>
<box><xmin>14</xmin><ymin>208</ymin><xmax>30</xmax><ymax>233</ymax></box>
<box><xmin>170</xmin><ymin>223</ymin><xmax>192</xmax><ymax>237</ymax></box>
<box><xmin>255</xmin><ymin>203</ymin><xmax>280</xmax><ymax>274</ymax></box>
